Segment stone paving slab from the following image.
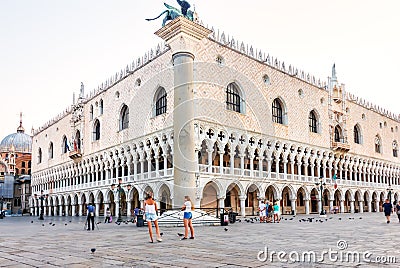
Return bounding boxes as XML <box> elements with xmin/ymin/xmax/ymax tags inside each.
<box><xmin>0</xmin><ymin>213</ymin><xmax>399</xmax><ymax>267</ymax></box>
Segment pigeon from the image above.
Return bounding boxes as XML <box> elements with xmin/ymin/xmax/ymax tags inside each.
<box><xmin>42</xmin><ymin>224</ymin><xmax>45</xmax><ymax>226</ymax></box>
<box><xmin>224</xmin><ymin>228</ymin><xmax>228</xmax><ymax>231</ymax></box>
<box><xmin>65</xmin><ymin>223</ymin><xmax>67</xmax><ymax>226</ymax></box>
<box><xmin>69</xmin><ymin>220</ymin><xmax>72</xmax><ymax>223</ymax></box>
<box><xmin>177</xmin><ymin>233</ymin><xmax>184</xmax><ymax>237</ymax></box>
<box><xmin>338</xmin><ymin>218</ymin><xmax>342</xmax><ymax>220</ymax></box>
<box><xmin>49</xmin><ymin>222</ymin><xmax>52</xmax><ymax>225</ymax></box>
<box><xmin>115</xmin><ymin>222</ymin><xmax>121</xmax><ymax>225</ymax></box>
<box><xmin>160</xmin><ymin>233</ymin><xmax>163</xmax><ymax>236</ymax></box>
<box><xmin>359</xmin><ymin>217</ymin><xmax>362</xmax><ymax>220</ymax></box>
<box><xmin>52</xmin><ymin>224</ymin><xmax>55</xmax><ymax>226</ymax></box>
<box><xmin>289</xmin><ymin>218</ymin><xmax>293</xmax><ymax>220</ymax></box>
<box><xmin>31</xmin><ymin>221</ymin><xmax>34</xmax><ymax>223</ymax></box>
<box><xmin>237</xmin><ymin>219</ymin><xmax>241</xmax><ymax>223</ymax></box>
<box><xmin>299</xmin><ymin>220</ymin><xmax>302</xmax><ymax>222</ymax></box>
<box><xmin>96</xmin><ymin>222</ymin><xmax>101</xmax><ymax>225</ymax></box>
<box><xmin>91</xmin><ymin>248</ymin><xmax>96</xmax><ymax>254</ymax></box>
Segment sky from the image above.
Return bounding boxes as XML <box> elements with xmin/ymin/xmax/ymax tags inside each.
<box><xmin>1</xmin><ymin>0</ymin><xmax>399</xmax><ymax>140</ymax></box>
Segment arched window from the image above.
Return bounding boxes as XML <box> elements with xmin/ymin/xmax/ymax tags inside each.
<box><xmin>154</xmin><ymin>87</ymin><xmax>167</xmax><ymax>116</ymax></box>
<box><xmin>226</xmin><ymin>83</ymin><xmax>243</xmax><ymax>113</ymax></box>
<box><xmin>393</xmin><ymin>141</ymin><xmax>398</xmax><ymax>157</ymax></box>
<box><xmin>93</xmin><ymin>120</ymin><xmax>101</xmax><ymax>141</ymax></box>
<box><xmin>354</xmin><ymin>125</ymin><xmax>362</xmax><ymax>144</ymax></box>
<box><xmin>309</xmin><ymin>110</ymin><xmax>318</xmax><ymax>133</ymax></box>
<box><xmin>272</xmin><ymin>98</ymin><xmax>284</xmax><ymax>124</ymax></box>
<box><xmin>119</xmin><ymin>105</ymin><xmax>129</xmax><ymax>131</ymax></box>
<box><xmin>334</xmin><ymin>125</ymin><xmax>342</xmax><ymax>142</ymax></box>
<box><xmin>99</xmin><ymin>99</ymin><xmax>103</xmax><ymax>115</ymax></box>
<box><xmin>62</xmin><ymin>136</ymin><xmax>69</xmax><ymax>153</ymax></box>
<box><xmin>38</xmin><ymin>148</ymin><xmax>42</xmax><ymax>164</ymax></box>
<box><xmin>48</xmin><ymin>142</ymin><xmax>54</xmax><ymax>159</ymax></box>
<box><xmin>90</xmin><ymin>105</ymin><xmax>94</xmax><ymax>120</ymax></box>
<box><xmin>375</xmin><ymin>135</ymin><xmax>382</xmax><ymax>153</ymax></box>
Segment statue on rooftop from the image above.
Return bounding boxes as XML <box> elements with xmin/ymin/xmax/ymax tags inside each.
<box><xmin>146</xmin><ymin>1</ymin><xmax>194</xmax><ymax>27</ymax></box>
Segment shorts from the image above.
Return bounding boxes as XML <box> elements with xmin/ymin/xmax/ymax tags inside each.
<box><xmin>184</xmin><ymin>212</ymin><xmax>192</xmax><ymax>219</ymax></box>
<box><xmin>273</xmin><ymin>211</ymin><xmax>279</xmax><ymax>215</ymax></box>
<box><xmin>259</xmin><ymin>211</ymin><xmax>266</xmax><ymax>217</ymax></box>
<box><xmin>145</xmin><ymin>212</ymin><xmax>157</xmax><ymax>221</ymax></box>
<box><xmin>384</xmin><ymin>212</ymin><xmax>391</xmax><ymax>217</ymax></box>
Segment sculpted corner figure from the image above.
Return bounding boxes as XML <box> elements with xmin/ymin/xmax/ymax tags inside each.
<box><xmin>177</xmin><ymin>0</ymin><xmax>191</xmax><ymax>16</ymax></box>
<box><xmin>146</xmin><ymin>1</ymin><xmax>194</xmax><ymax>27</ymax></box>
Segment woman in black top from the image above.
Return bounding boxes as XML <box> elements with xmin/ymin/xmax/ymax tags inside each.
<box><xmin>396</xmin><ymin>201</ymin><xmax>400</xmax><ymax>223</ymax></box>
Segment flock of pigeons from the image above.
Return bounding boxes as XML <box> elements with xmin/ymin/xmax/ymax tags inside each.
<box><xmin>29</xmin><ymin>214</ymin><xmax>364</xmax><ymax>254</ymax></box>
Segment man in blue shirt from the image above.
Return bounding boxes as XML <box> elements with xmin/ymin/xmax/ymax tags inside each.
<box><xmin>87</xmin><ymin>203</ymin><xmax>95</xmax><ymax>230</ymax></box>
<box><xmin>382</xmin><ymin>199</ymin><xmax>393</xmax><ymax>224</ymax></box>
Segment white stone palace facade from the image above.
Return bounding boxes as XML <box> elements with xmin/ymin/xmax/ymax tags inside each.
<box><xmin>31</xmin><ymin>18</ymin><xmax>400</xmax><ymax>218</ymax></box>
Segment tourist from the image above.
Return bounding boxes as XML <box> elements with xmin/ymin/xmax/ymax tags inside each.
<box><xmin>86</xmin><ymin>203</ymin><xmax>95</xmax><ymax>231</ymax></box>
<box><xmin>396</xmin><ymin>201</ymin><xmax>400</xmax><ymax>223</ymax></box>
<box><xmin>181</xmin><ymin>195</ymin><xmax>195</xmax><ymax>240</ymax></box>
<box><xmin>144</xmin><ymin>194</ymin><xmax>162</xmax><ymax>243</ymax></box>
<box><xmin>267</xmin><ymin>201</ymin><xmax>273</xmax><ymax>223</ymax></box>
<box><xmin>265</xmin><ymin>200</ymin><xmax>269</xmax><ymax>223</ymax></box>
<box><xmin>258</xmin><ymin>200</ymin><xmax>266</xmax><ymax>223</ymax></box>
<box><xmin>273</xmin><ymin>202</ymin><xmax>280</xmax><ymax>223</ymax></box>
<box><xmin>382</xmin><ymin>199</ymin><xmax>393</xmax><ymax>224</ymax></box>
<box><xmin>104</xmin><ymin>207</ymin><xmax>111</xmax><ymax>223</ymax></box>
<box><xmin>134</xmin><ymin>206</ymin><xmax>140</xmax><ymax>223</ymax></box>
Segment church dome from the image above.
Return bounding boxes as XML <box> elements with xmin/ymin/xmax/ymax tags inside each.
<box><xmin>0</xmin><ymin>113</ymin><xmax>32</xmax><ymax>153</ymax></box>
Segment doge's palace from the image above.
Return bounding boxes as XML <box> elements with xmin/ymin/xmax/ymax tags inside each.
<box><xmin>30</xmin><ymin>16</ymin><xmax>400</xmax><ymax>219</ymax></box>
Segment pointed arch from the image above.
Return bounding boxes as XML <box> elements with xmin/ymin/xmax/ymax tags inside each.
<box><xmin>93</xmin><ymin>119</ymin><xmax>101</xmax><ymax>141</ymax></box>
<box><xmin>354</xmin><ymin>124</ymin><xmax>362</xmax><ymax>144</ymax></box>
<box><xmin>119</xmin><ymin>104</ymin><xmax>129</xmax><ymax>131</ymax></box>
<box><xmin>226</xmin><ymin>82</ymin><xmax>245</xmax><ymax>114</ymax></box>
<box><xmin>272</xmin><ymin>97</ymin><xmax>287</xmax><ymax>125</ymax></box>
<box><xmin>153</xmin><ymin>87</ymin><xmax>167</xmax><ymax>116</ymax></box>
<box><xmin>309</xmin><ymin>110</ymin><xmax>319</xmax><ymax>133</ymax></box>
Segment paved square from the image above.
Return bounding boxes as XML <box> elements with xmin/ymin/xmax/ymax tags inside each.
<box><xmin>0</xmin><ymin>213</ymin><xmax>398</xmax><ymax>267</ymax></box>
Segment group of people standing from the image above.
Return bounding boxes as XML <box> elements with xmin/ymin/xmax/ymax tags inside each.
<box><xmin>258</xmin><ymin>200</ymin><xmax>280</xmax><ymax>223</ymax></box>
<box><xmin>382</xmin><ymin>199</ymin><xmax>400</xmax><ymax>224</ymax></box>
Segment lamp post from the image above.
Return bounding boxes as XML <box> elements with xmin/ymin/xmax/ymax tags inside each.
<box><xmin>387</xmin><ymin>183</ymin><xmax>393</xmax><ymax>204</ymax></box>
<box><xmin>34</xmin><ymin>190</ymin><xmax>48</xmax><ymax>220</ymax></box>
<box><xmin>315</xmin><ymin>176</ymin><xmax>326</xmax><ymax>215</ymax></box>
<box><xmin>0</xmin><ymin>180</ymin><xmax>4</xmax><ymax>219</ymax></box>
<box><xmin>111</xmin><ymin>178</ymin><xmax>129</xmax><ymax>223</ymax></box>
<box><xmin>0</xmin><ymin>196</ymin><xmax>4</xmax><ymax>219</ymax></box>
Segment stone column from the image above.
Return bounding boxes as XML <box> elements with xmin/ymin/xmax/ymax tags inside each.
<box><xmin>290</xmin><ymin>199</ymin><xmax>296</xmax><ymax>215</ymax></box>
<box><xmin>229</xmin><ymin>153</ymin><xmax>235</xmax><ymax>175</ymax></box>
<box><xmin>240</xmin><ymin>154</ymin><xmax>245</xmax><ymax>175</ymax></box>
<box><xmin>290</xmin><ymin>161</ymin><xmax>295</xmax><ymax>180</ymax></box>
<box><xmin>155</xmin><ymin>156</ymin><xmax>159</xmax><ymax>176</ymax></box>
<box><xmin>127</xmin><ymin>200</ymin><xmax>132</xmax><ymax>217</ymax></box>
<box><xmin>59</xmin><ymin>205</ymin><xmax>63</xmax><ymax>216</ymax></box>
<box><xmin>71</xmin><ymin>204</ymin><xmax>76</xmax><ymax>217</ymax></box>
<box><xmin>367</xmin><ymin>200</ymin><xmax>371</xmax><ymax>212</ymax></box>
<box><xmin>340</xmin><ymin>200</ymin><xmax>345</xmax><ymax>213</ymax></box>
<box><xmin>305</xmin><ymin>199</ymin><xmax>310</xmax><ymax>214</ymax></box>
<box><xmin>95</xmin><ymin>202</ymin><xmax>100</xmax><ymax>217</ymax></box>
<box><xmin>375</xmin><ymin>200</ymin><xmax>380</xmax><ymax>212</ymax></box>
<box><xmin>53</xmin><ymin>205</ymin><xmax>57</xmax><ymax>216</ymax></box>
<box><xmin>207</xmin><ymin>149</ymin><xmax>213</xmax><ymax>173</ymax></box>
<box><xmin>297</xmin><ymin>163</ymin><xmax>302</xmax><ymax>179</ymax></box>
<box><xmin>317</xmin><ymin>198</ymin><xmax>322</xmax><ymax>214</ymax></box>
<box><xmin>350</xmin><ymin>200</ymin><xmax>355</xmax><ymax>213</ymax></box>
<box><xmin>329</xmin><ymin>200</ymin><xmax>334</xmax><ymax>213</ymax></box>
<box><xmin>259</xmin><ymin>156</ymin><xmax>264</xmax><ymax>177</ymax></box>
<box><xmin>78</xmin><ymin>204</ymin><xmax>83</xmax><ymax>216</ymax></box>
<box><xmin>155</xmin><ymin>18</ymin><xmax>212</xmax><ymax>208</ymax></box>
<box><xmin>239</xmin><ymin>196</ymin><xmax>246</xmax><ymax>217</ymax></box>
<box><xmin>64</xmin><ymin>204</ymin><xmax>68</xmax><ymax>216</ymax></box>
<box><xmin>218</xmin><ymin>198</ymin><xmax>225</xmax><ymax>213</ymax></box>
<box><xmin>359</xmin><ymin>201</ymin><xmax>364</xmax><ymax>213</ymax></box>
<box><xmin>283</xmin><ymin>160</ymin><xmax>288</xmax><ymax>179</ymax></box>
<box><xmin>267</xmin><ymin>158</ymin><xmax>272</xmax><ymax>178</ymax></box>
<box><xmin>219</xmin><ymin>151</ymin><xmax>224</xmax><ymax>174</ymax></box>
